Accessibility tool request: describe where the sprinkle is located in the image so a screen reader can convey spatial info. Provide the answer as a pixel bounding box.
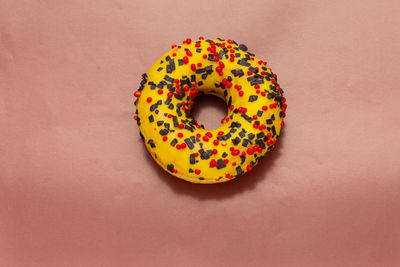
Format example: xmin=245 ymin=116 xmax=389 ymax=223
xmin=134 ymin=91 xmax=141 ymax=97
xmin=183 ymin=56 xmax=189 ymax=64
xmin=163 ymin=136 xmax=168 ymax=142
xmin=146 ymin=97 xmax=152 ymax=103
xmin=246 ymin=165 xmax=253 ymax=172
xmin=195 ymin=169 xmax=201 ymax=175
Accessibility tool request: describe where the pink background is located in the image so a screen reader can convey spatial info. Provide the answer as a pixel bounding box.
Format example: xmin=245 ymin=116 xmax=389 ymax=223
xmin=1 ymin=0 xmax=400 ymax=266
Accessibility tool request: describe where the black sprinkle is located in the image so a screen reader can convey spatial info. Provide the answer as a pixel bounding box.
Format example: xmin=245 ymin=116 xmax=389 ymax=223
xmin=238 ymin=58 xmax=250 ymax=67
xmin=248 ymin=95 xmax=258 ymax=102
xmin=147 ymin=139 xmax=156 ymax=148
xmin=159 ymin=129 xmax=169 ymax=136
xmin=184 ymin=138 xmax=194 ymax=149
xmin=167 ymin=164 xmax=174 ymax=172
xmin=164 ymin=98 xmax=172 ymax=105
xmin=164 ymin=75 xmax=174 ymax=82
xmin=148 ymin=115 xmax=154 ymax=123
xmin=242 ymin=139 xmax=250 ymax=147
xmin=170 ymin=138 xmax=178 ymax=147
xmin=190 ymin=154 xmax=196 ymax=164
xmin=240 ymin=155 xmax=246 ymax=164
xmin=241 ymin=113 xmax=253 ymax=123
xmin=236 ymin=166 xmax=243 ymax=176
xmin=222 ymin=152 xmax=228 ymax=158
xmin=216 ymin=159 xmax=226 ymax=169
xmin=239 ymin=44 xmax=248 ymax=51
xmin=232 ymin=137 xmax=241 ymax=145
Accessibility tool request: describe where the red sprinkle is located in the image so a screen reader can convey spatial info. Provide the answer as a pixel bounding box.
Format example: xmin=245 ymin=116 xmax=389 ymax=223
xmin=186 ymin=50 xmax=192 ymax=57
xmin=206 ymin=132 xmax=213 ymax=138
xmin=134 ymin=91 xmax=141 ymax=97
xmin=212 ymin=149 xmax=218 ymax=154
xmin=213 ymin=140 xmax=219 ymax=146
xmin=157 ymin=89 xmax=163 ymax=95
xmin=247 ymin=70 xmax=253 ymax=75
xmin=191 ymin=64 xmax=196 ymax=71
xmin=183 ymin=56 xmax=189 ymax=64
xmin=246 ymin=165 xmax=253 ymax=172
xmin=239 ymin=91 xmax=244 ymax=97
xmin=162 ymin=136 xmax=168 ymax=142
xmin=218 ymin=131 xmax=224 ymax=136
xmin=167 ymin=92 xmax=173 ymax=98
xmin=181 ymin=143 xmax=187 ymax=149
xmin=203 ymin=54 xmax=207 ymax=59
xmin=202 ymin=136 xmax=209 ymax=142
xmin=186 ymin=38 xmax=191 ymax=44
xmin=178 ymin=133 xmax=183 ymax=138
xmin=262 ymin=105 xmax=268 ymax=111
xmin=179 ymin=124 xmax=184 ymax=129
xmin=146 ymin=97 xmax=152 ymax=103
xmin=195 ymin=169 xmax=201 ymax=175
xmin=247 ymin=148 xmax=254 ymax=155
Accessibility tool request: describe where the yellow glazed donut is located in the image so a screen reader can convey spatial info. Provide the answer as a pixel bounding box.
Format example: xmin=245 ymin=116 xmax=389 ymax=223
xmin=133 ymin=37 xmax=287 ymax=184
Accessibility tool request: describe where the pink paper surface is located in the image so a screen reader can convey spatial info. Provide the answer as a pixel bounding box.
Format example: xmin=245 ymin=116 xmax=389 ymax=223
xmin=1 ymin=0 xmax=400 ymax=266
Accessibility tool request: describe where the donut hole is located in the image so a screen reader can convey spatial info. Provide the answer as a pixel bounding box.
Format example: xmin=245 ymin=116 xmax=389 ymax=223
xmin=190 ymin=94 xmax=228 ymax=130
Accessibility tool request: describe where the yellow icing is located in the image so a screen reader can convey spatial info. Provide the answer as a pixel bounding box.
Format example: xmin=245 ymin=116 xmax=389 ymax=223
xmin=134 ymin=38 xmax=285 ymax=184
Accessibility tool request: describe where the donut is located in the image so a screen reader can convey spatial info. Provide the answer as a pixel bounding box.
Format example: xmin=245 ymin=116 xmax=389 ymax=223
xmin=133 ymin=37 xmax=287 ymax=184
